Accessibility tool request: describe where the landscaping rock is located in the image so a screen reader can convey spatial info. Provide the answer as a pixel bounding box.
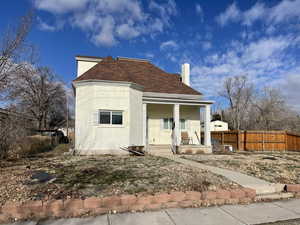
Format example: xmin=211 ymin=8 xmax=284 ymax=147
xmin=30 ymin=171 xmax=54 ymax=183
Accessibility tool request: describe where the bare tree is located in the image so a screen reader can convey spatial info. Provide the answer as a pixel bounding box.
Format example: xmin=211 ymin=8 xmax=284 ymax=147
xmin=251 ymin=88 xmax=286 ymax=130
xmin=219 ymin=76 xmax=254 ymax=130
xmin=219 ymin=76 xmax=300 ymax=132
xmin=9 ymin=66 xmax=67 ymax=130
xmin=0 ymin=11 xmax=33 ymax=95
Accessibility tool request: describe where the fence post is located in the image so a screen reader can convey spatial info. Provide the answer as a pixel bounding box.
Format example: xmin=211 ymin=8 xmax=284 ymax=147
xmin=237 ymin=130 xmax=240 ymax=151
xmin=221 ymin=132 xmax=224 ymax=145
xmin=285 ymin=131 xmax=288 ymax=151
xmin=262 ymin=131 xmax=265 ymax=151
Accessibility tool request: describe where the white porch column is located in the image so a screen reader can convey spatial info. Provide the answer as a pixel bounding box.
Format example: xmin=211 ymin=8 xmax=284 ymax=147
xmin=204 ymin=104 xmax=211 ymax=146
xmin=142 ymin=103 xmax=147 ymax=147
xmin=173 ymin=104 xmax=180 ymax=146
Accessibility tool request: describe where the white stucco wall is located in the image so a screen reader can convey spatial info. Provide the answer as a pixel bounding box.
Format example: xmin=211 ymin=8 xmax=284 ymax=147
xmin=211 ymin=120 xmax=228 ymax=131
xmin=77 ymin=61 xmax=99 ymax=77
xmin=147 ymin=104 xmax=201 ymax=145
xmin=129 ymin=87 xmax=143 ymax=146
xmin=75 ymin=82 xmax=143 ymax=154
xmin=201 ymin=120 xmax=228 ymax=131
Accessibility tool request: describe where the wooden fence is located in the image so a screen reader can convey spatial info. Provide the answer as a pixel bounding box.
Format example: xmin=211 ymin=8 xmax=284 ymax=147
xmin=211 ymin=130 xmax=300 ymax=152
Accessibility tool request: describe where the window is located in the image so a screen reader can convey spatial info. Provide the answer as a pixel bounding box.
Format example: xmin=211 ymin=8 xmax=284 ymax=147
xmin=163 ymin=118 xmax=186 ymax=130
xmin=99 ymin=111 xmax=110 ymax=124
xmin=180 ymin=119 xmax=186 ymax=130
xmin=163 ymin=118 xmax=173 ymax=129
xmin=112 ymin=111 xmax=122 ymax=125
xmin=99 ymin=110 xmax=123 ymax=125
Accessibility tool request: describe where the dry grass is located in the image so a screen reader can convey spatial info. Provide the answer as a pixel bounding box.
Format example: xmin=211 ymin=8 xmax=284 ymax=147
xmin=0 ymin=148 xmax=238 ymax=205
xmin=183 ymin=152 xmax=300 ymax=184
xmin=9 ymin=135 xmax=55 ymax=158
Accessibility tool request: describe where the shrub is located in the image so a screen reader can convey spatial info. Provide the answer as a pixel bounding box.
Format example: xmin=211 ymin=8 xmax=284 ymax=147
xmin=10 ymin=135 xmax=54 ymax=158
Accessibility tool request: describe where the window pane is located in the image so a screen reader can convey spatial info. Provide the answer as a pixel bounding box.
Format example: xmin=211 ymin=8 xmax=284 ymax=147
xmin=100 ymin=111 xmax=110 ymax=124
xmin=112 ymin=111 xmax=123 ymax=125
xmin=163 ymin=118 xmax=169 ymax=129
xmin=180 ymin=119 xmax=186 ymax=130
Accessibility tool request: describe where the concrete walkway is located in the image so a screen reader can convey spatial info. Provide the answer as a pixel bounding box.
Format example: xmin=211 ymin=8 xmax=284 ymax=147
xmin=165 ymin=156 xmax=281 ymax=195
xmin=5 ymin=199 xmax=300 ymax=225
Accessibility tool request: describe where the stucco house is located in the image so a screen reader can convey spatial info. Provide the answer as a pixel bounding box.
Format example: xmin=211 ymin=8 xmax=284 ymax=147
xmin=73 ymin=55 xmax=213 ymax=155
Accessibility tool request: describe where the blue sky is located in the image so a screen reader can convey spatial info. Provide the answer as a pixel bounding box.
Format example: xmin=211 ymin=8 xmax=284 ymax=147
xmin=1 ymin=0 xmax=300 ymax=111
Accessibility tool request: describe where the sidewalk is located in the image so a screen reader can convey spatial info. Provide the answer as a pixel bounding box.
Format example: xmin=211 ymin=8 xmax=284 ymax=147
xmin=165 ymin=156 xmax=281 ymax=195
xmin=5 ymin=199 xmax=300 ymax=225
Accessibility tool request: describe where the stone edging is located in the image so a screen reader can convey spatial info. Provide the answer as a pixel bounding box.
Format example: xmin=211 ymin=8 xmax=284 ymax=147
xmin=0 ymin=188 xmax=256 ymax=224
xmin=285 ymin=184 xmax=300 ymax=196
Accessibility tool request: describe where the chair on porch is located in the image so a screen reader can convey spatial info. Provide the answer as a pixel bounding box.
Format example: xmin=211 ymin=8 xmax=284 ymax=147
xmin=181 ymin=132 xmax=193 ymax=145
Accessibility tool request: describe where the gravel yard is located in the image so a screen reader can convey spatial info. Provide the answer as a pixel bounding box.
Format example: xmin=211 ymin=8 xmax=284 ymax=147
xmin=0 ymin=146 xmax=239 ymax=205
xmin=183 ymin=152 xmax=300 ymax=184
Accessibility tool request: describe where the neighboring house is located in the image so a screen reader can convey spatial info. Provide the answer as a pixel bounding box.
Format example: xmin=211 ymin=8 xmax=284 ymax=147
xmin=73 ymin=56 xmax=213 ymax=155
xmin=201 ymin=120 xmax=229 ymax=132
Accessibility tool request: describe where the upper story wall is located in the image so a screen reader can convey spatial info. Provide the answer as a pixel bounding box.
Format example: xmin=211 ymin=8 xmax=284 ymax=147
xmin=76 ymin=56 xmax=102 ymax=77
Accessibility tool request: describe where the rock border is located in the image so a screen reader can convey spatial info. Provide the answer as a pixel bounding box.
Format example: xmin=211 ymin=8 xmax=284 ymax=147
xmin=1 ymin=185 xmax=299 ymax=224
xmin=285 ymin=184 xmax=300 ymax=197
xmin=0 ymin=188 xmax=256 ymax=224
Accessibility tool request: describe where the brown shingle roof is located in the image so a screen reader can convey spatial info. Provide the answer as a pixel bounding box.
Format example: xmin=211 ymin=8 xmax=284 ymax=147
xmin=74 ymin=56 xmax=201 ymax=95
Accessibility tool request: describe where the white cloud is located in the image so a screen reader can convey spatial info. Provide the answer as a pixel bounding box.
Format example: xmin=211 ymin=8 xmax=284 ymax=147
xmin=216 ymin=3 xmax=240 ymax=26
xmin=160 ymin=40 xmax=179 ymax=50
xmin=34 ymin=0 xmax=177 ymax=47
xmin=268 ymin=0 xmax=300 ymax=24
xmin=242 ymin=2 xmax=266 ymax=26
xmin=92 ymin=16 xmax=117 ymax=47
xmin=191 ymin=35 xmax=298 ymax=100
xmin=116 ymin=23 xmax=140 ymax=39
xmin=217 ymin=0 xmax=300 ymax=27
xmin=149 ymin=0 xmax=177 ymax=25
xmin=195 ymin=4 xmax=204 ymax=22
xmin=37 ymin=17 xmax=57 ymax=31
xmin=201 ymin=41 xmax=212 ymax=50
xmin=145 ymin=53 xmax=154 ymax=59
xmin=34 ymin=0 xmax=89 ymax=14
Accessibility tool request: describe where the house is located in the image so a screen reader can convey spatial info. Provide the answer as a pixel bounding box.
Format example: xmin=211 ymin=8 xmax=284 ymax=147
xmin=201 ymin=120 xmax=229 ymax=132
xmin=73 ymin=56 xmax=213 ymax=155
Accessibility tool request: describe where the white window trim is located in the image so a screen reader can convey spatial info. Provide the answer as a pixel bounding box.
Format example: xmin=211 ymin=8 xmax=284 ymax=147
xmin=98 ymin=110 xmax=124 ymax=127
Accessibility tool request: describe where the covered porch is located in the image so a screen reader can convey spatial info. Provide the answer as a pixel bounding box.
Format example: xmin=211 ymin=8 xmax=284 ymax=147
xmin=142 ymin=95 xmax=213 ymax=155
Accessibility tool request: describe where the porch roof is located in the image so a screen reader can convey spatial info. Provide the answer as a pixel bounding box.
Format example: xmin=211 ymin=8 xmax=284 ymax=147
xmin=143 ymin=95 xmax=214 ymax=106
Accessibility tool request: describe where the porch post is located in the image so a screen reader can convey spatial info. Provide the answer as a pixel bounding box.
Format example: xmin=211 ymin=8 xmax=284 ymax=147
xmin=173 ymin=104 xmax=180 ymax=146
xmin=142 ymin=103 xmax=147 ymax=147
xmin=204 ymin=104 xmax=211 ymax=146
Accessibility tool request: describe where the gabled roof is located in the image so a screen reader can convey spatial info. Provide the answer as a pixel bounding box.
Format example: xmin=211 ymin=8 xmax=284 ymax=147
xmin=74 ymin=56 xmax=202 ymax=95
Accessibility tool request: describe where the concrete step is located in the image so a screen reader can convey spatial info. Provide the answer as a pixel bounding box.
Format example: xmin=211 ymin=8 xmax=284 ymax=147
xmin=149 ymin=152 xmax=173 ymax=157
xmin=149 ymin=149 xmax=172 ymax=152
xmin=148 ymin=145 xmax=171 ymax=149
xmin=255 ymin=192 xmax=294 ymax=201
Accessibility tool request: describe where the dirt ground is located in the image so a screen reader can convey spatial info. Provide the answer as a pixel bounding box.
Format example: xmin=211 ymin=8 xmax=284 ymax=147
xmin=0 ymin=145 xmax=239 ymax=205
xmin=183 ymin=152 xmax=300 ymax=184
